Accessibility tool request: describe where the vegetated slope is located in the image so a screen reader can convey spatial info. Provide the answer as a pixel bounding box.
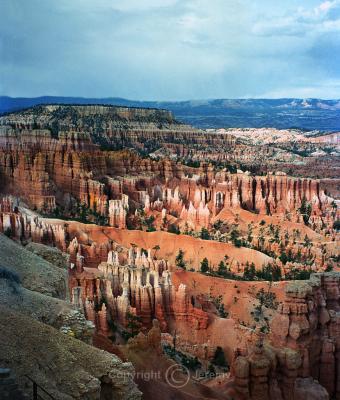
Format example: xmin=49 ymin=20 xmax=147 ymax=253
xmin=0 ymin=103 xmax=200 ymax=150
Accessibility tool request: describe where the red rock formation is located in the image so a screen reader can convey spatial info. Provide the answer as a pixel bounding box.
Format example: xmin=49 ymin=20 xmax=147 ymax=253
xmin=0 ymin=123 xmax=337 ymax=237
xmin=1 ymin=105 xmax=339 ymax=400
xmin=0 ymin=105 xmax=236 ymax=159
xmin=69 ymin=246 xmax=209 ymax=337
xmin=269 ymin=273 xmax=340 ymax=398
xmin=230 ymin=272 xmax=339 ymax=399
xmin=144 ymin=171 xmax=338 ymax=234
xmin=109 ymin=195 xmax=129 ymax=228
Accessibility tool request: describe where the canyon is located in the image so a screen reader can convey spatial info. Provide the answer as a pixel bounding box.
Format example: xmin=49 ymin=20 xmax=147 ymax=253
xmin=0 ymin=104 xmax=339 ymax=400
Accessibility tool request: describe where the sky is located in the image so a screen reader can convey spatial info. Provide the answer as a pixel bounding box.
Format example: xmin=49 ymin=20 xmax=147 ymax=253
xmin=1 ymin=0 xmax=340 ymax=100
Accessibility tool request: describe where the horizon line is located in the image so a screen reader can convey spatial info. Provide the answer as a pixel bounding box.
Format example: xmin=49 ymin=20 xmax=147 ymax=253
xmin=1 ymin=95 xmax=340 ymax=102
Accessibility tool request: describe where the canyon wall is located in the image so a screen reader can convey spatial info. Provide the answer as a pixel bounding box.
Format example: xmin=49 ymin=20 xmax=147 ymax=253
xmin=0 ymin=105 xmax=236 ymax=153
xmin=0 ymin=115 xmax=337 ymax=236
xmin=146 ymin=171 xmax=338 ymax=233
xmin=232 ymin=272 xmax=340 ymax=400
xmin=70 ymin=248 xmax=209 ymax=336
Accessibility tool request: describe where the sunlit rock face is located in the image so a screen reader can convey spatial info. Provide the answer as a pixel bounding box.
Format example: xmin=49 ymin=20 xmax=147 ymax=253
xmin=268 ymin=273 xmax=340 ymax=398
xmin=145 ymin=172 xmax=338 ymax=232
xmin=231 ymin=273 xmax=339 ymax=400
xmin=0 ymin=105 xmax=339 ymax=400
xmin=0 ymin=108 xmax=338 ymax=234
xmin=70 ymin=247 xmax=209 ymax=334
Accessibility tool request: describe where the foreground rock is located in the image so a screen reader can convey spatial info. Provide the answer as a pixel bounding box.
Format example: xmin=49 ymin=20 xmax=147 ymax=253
xmin=0 ymin=233 xmax=67 ymax=298
xmin=25 ymin=241 xmax=69 ymax=270
xmin=0 ymin=233 xmax=141 ymax=400
xmin=0 ymin=305 xmax=141 ymax=400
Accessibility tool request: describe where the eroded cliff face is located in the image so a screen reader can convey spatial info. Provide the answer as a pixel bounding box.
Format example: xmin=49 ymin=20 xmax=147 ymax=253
xmin=0 ymin=125 xmax=337 ymax=320
xmin=0 ymin=120 xmax=337 ymax=238
xmin=0 ymin=306 xmax=141 ymax=400
xmin=0 ymin=201 xmax=274 ymax=273
xmin=68 ymin=241 xmax=340 ymax=400
xmin=231 ymin=272 xmax=340 ymax=400
xmin=1 ymin=195 xmax=339 ymax=399
xmin=0 ymin=105 xmax=339 ymax=400
xmin=0 ymin=104 xmax=236 ymax=153
xmin=145 ymin=171 xmax=338 ymax=230
xmin=0 ymin=126 xmax=107 ymax=212
xmin=0 ymin=126 xmax=184 ymax=222
xmin=270 ymin=273 xmax=340 ymax=398
xmin=69 ymin=248 xmax=209 ymax=335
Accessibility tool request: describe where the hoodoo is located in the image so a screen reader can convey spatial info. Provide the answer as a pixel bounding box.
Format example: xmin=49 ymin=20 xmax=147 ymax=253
xmin=0 ymin=103 xmax=338 ymax=399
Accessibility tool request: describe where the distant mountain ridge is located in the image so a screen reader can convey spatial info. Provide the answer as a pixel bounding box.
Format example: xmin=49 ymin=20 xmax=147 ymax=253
xmin=1 ymin=96 xmax=340 ymax=131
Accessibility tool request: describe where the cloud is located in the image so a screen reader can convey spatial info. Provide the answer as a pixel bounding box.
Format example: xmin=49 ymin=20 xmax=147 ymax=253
xmin=319 ymin=1 xmax=335 ymax=12
xmin=0 ymin=0 xmax=339 ymax=99
xmin=253 ymin=0 xmax=340 ymax=37
xmin=257 ymin=78 xmax=340 ymax=99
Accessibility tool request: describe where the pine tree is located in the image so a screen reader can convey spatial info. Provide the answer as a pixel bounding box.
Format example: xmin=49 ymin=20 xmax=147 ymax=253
xmin=200 ymin=257 xmax=209 ymax=273
xmin=175 ymin=249 xmax=186 ymax=269
xmin=212 ymin=346 xmax=228 ymax=368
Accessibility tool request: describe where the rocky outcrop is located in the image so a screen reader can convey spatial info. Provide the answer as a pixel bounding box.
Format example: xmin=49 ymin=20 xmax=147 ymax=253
xmin=71 ymin=247 xmax=209 ymax=335
xmin=310 ymin=132 xmax=340 ymax=145
xmin=25 ymin=241 xmax=69 ymax=269
xmin=270 ymin=273 xmax=340 ymax=399
xmin=0 ymin=122 xmax=337 ymax=235
xmin=0 ymin=229 xmax=141 ymax=400
xmin=0 ymin=127 xmax=109 ymax=213
xmin=0 ymin=104 xmax=236 ymax=153
xmin=0 ymin=232 xmax=67 ymax=298
xmin=0 ymin=272 xmax=94 ymax=344
xmin=109 ymin=195 xmax=129 ymax=228
xmin=231 ymin=272 xmax=340 ymax=400
xmin=0 ymin=305 xmax=141 ymax=400
xmin=145 ymin=171 xmax=338 ymax=232
xmin=232 ymin=343 xmax=329 ymax=400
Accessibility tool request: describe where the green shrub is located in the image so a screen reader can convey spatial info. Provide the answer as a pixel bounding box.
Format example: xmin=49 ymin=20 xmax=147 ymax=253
xmin=200 ymin=228 xmax=211 ymax=240
xmin=4 ymin=227 xmax=12 ymax=237
xmin=0 ymin=266 xmax=21 ymax=293
xmin=168 ymin=224 xmax=180 ymax=235
xmin=333 ymin=220 xmax=340 ymax=231
xmin=175 ymin=249 xmax=186 ymax=269
xmin=212 ymin=346 xmax=228 ymax=369
xmin=200 ymin=258 xmax=209 ymax=273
